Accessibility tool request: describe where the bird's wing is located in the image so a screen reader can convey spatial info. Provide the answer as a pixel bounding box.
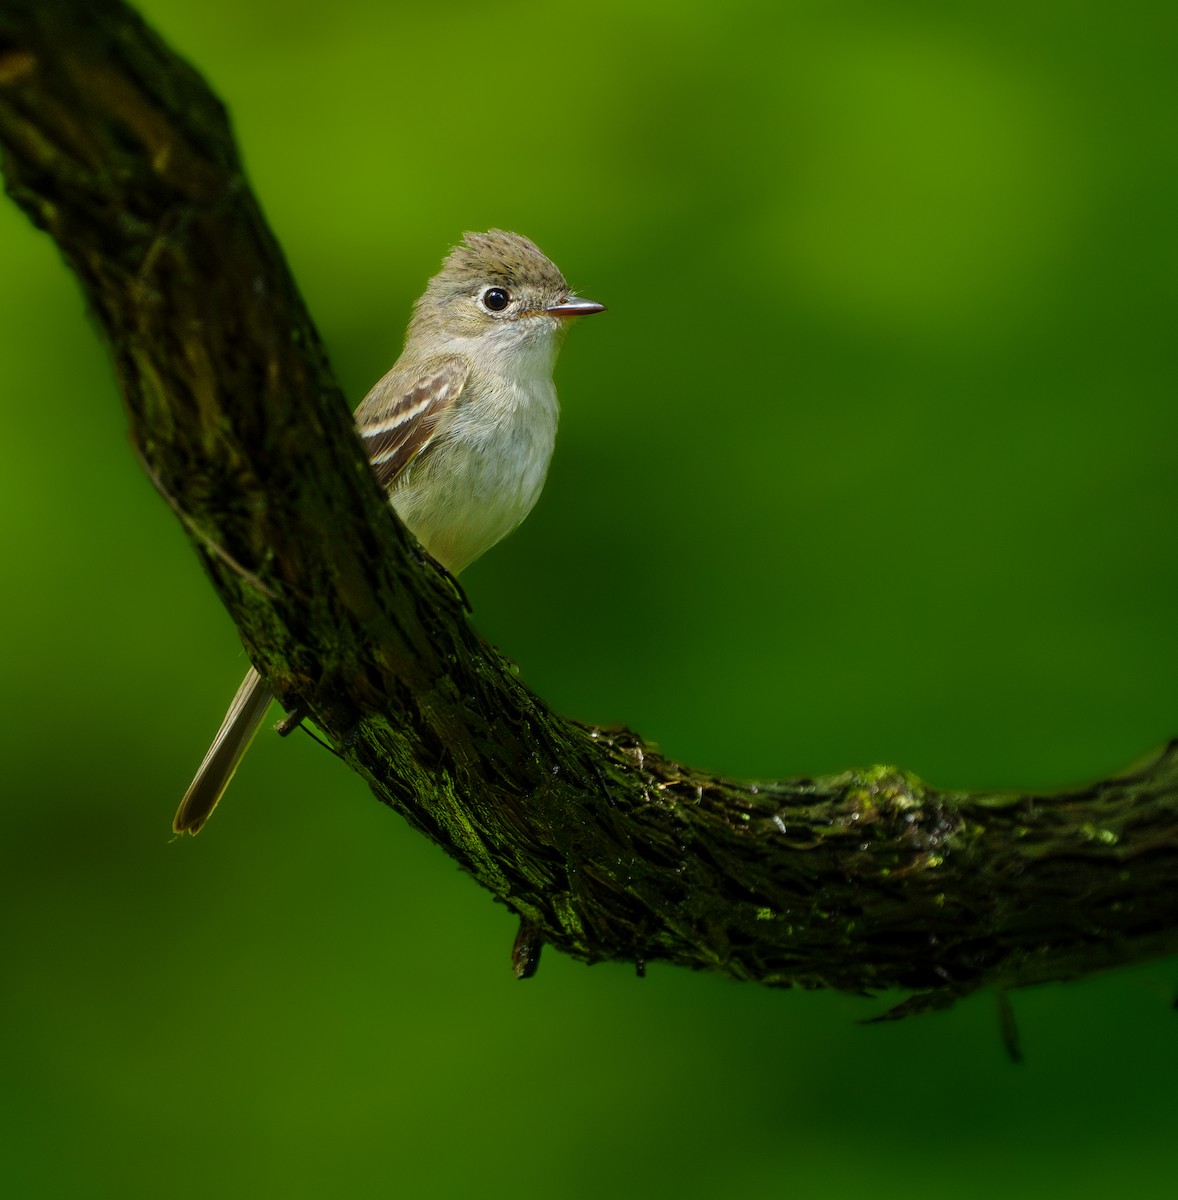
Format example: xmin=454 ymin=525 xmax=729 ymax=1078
xmin=355 ymin=357 xmax=470 ymax=490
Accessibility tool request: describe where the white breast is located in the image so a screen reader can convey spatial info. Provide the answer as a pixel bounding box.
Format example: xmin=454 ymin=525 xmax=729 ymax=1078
xmin=390 ymin=368 xmax=559 ymax=576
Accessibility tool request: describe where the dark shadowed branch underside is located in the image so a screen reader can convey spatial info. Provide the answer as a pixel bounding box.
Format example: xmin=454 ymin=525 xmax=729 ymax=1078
xmin=3 ymin=0 xmax=1177 ymax=1017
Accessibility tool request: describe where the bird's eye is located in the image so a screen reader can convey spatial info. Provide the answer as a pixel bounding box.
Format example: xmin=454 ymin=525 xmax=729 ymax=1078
xmin=482 ymin=287 xmax=510 ymax=312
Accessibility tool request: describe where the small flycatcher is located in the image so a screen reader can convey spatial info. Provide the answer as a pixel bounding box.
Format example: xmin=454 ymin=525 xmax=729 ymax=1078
xmin=173 ymin=230 xmax=604 ymax=834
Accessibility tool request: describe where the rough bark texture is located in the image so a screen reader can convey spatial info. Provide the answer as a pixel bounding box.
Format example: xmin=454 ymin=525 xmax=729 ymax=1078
xmin=3 ymin=0 xmax=1176 ymax=1016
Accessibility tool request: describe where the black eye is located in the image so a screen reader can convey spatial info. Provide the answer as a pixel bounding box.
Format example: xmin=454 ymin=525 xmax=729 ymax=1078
xmin=482 ymin=287 xmax=510 ymax=312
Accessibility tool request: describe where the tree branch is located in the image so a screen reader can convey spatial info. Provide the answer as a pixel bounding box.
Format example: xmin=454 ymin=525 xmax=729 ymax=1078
xmin=4 ymin=0 xmax=1176 ymax=1015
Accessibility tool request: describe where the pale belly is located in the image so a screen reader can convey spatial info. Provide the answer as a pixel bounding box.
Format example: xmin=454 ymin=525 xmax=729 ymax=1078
xmin=389 ymin=381 xmax=558 ymax=576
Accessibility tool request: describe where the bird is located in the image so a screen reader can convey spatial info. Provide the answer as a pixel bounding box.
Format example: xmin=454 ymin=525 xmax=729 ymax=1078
xmin=173 ymin=229 xmax=604 ymax=834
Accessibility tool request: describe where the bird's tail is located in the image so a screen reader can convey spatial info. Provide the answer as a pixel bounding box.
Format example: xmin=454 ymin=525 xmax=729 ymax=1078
xmin=173 ymin=667 xmax=273 ymax=835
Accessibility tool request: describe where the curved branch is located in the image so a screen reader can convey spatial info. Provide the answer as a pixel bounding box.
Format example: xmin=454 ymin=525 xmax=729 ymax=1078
xmin=4 ymin=0 xmax=1177 ymax=1014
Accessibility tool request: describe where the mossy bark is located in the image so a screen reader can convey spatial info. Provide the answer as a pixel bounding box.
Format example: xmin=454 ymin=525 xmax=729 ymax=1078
xmin=3 ymin=0 xmax=1176 ymax=1014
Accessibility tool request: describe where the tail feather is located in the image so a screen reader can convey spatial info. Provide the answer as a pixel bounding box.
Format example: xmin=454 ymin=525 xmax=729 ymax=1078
xmin=173 ymin=667 xmax=273 ymax=835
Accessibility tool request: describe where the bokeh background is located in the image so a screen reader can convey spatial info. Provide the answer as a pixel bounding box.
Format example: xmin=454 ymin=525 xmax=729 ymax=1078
xmin=3 ymin=0 xmax=1176 ymax=1195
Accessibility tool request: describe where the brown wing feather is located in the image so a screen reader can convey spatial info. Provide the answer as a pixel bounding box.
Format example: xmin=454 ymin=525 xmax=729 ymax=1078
xmin=355 ymin=357 xmax=469 ymax=491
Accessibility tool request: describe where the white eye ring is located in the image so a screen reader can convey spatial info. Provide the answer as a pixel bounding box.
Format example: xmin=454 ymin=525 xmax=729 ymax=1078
xmin=481 ymin=287 xmax=510 ymax=313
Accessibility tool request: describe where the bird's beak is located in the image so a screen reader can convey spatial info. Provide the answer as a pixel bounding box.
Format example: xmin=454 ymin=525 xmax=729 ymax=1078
xmin=546 ymin=296 xmax=606 ymax=318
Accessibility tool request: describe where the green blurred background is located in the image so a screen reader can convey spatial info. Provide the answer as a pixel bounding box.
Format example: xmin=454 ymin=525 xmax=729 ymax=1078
xmin=3 ymin=0 xmax=1177 ymax=1195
